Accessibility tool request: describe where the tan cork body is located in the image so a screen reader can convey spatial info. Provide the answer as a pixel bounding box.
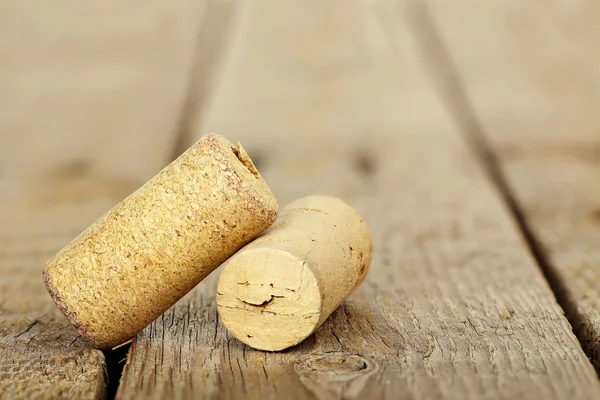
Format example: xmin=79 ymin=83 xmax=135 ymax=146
xmin=216 ymin=195 xmax=372 ymax=351
xmin=43 ymin=134 xmax=278 ymax=349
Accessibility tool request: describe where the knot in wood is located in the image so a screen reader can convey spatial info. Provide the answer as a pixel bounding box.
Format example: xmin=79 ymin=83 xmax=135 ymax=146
xmin=303 ymin=353 xmax=372 ymax=376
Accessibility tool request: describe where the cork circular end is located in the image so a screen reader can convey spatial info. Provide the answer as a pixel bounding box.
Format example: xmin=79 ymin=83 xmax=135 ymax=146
xmin=216 ymin=248 xmax=322 ymax=351
xmin=43 ymin=268 xmax=117 ymax=349
xmin=205 ymin=133 xmax=278 ymax=225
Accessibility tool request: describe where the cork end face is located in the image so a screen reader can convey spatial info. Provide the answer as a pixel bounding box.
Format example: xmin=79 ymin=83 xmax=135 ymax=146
xmin=201 ymin=133 xmax=278 ymax=226
xmin=44 ymin=257 xmax=137 ymax=349
xmin=217 ymin=248 xmax=322 ymax=351
xmin=42 ymin=267 xmax=102 ymax=348
xmin=231 ymin=143 xmax=259 ymax=178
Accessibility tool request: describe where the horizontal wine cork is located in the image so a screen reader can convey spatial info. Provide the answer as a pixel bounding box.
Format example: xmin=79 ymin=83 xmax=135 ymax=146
xmin=43 ymin=133 xmax=278 ymax=349
xmin=216 ymin=195 xmax=372 ymax=351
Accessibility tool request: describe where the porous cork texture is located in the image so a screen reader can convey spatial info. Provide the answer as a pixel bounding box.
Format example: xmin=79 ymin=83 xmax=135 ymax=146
xmin=43 ymin=133 xmax=278 ymax=349
xmin=216 ymin=195 xmax=372 ymax=351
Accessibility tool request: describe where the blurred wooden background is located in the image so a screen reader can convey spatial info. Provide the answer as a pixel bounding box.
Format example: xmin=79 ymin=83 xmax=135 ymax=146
xmin=1 ymin=1 xmax=599 ymax=399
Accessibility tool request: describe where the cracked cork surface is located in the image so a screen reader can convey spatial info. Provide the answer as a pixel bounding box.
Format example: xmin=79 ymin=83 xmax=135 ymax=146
xmin=43 ymin=133 xmax=278 ymax=349
xmin=216 ymin=195 xmax=372 ymax=351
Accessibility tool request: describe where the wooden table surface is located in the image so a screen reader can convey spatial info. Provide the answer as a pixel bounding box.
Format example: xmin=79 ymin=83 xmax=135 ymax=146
xmin=1 ymin=1 xmax=599 ymax=399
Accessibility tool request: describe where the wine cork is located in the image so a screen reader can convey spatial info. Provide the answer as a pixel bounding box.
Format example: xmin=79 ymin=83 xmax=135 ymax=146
xmin=43 ymin=133 xmax=278 ymax=349
xmin=216 ymin=195 xmax=372 ymax=351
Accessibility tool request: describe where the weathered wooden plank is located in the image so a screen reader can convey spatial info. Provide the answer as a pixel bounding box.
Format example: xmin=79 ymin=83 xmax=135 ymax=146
xmin=0 ymin=1 xmax=208 ymax=397
xmin=118 ymin=1 xmax=600 ymax=398
xmin=0 ymin=178 xmax=129 ymax=399
xmin=423 ymin=0 xmax=600 ymax=370
xmin=0 ymin=0 xmax=204 ymax=181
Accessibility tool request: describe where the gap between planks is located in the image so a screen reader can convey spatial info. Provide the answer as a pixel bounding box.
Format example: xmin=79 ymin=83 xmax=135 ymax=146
xmin=170 ymin=0 xmax=240 ymax=160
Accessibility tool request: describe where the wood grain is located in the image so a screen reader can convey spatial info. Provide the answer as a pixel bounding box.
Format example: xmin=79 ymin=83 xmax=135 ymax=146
xmin=118 ymin=1 xmax=600 ymax=398
xmin=423 ymin=0 xmax=600 ymax=370
xmin=0 ymin=1 xmax=208 ymax=397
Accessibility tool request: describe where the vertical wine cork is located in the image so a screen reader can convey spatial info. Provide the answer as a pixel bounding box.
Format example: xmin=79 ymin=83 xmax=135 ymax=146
xmin=43 ymin=133 xmax=278 ymax=349
xmin=216 ymin=195 xmax=372 ymax=351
